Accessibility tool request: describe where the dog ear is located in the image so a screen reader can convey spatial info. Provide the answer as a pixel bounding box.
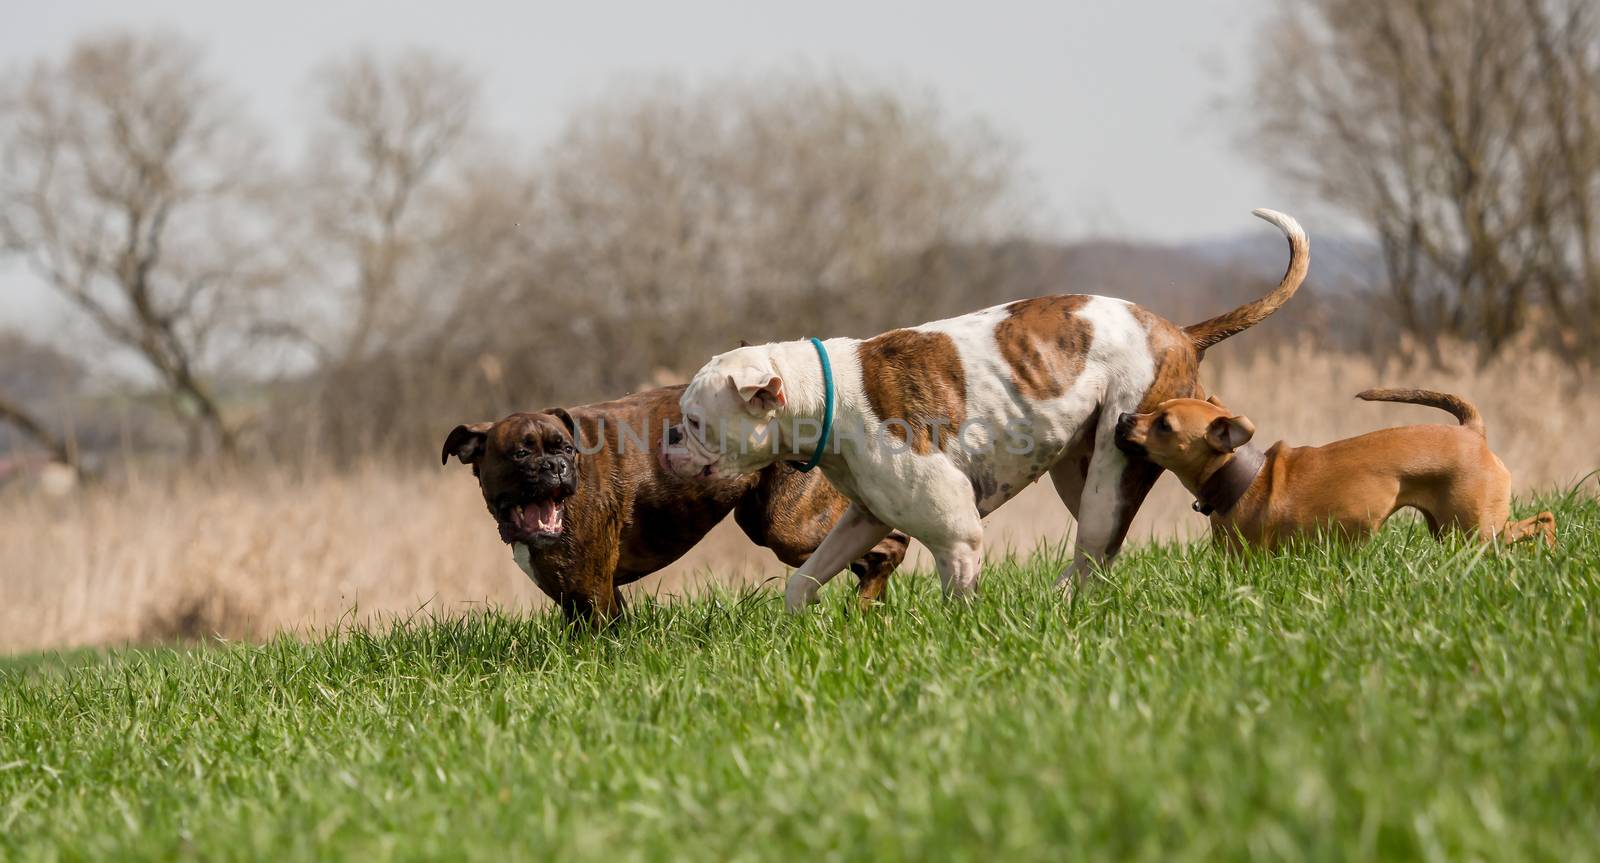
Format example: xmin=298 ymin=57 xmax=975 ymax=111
xmin=727 ymin=367 xmax=786 ymax=413
xmin=441 ymin=422 xmax=493 ymax=466
xmin=738 ymin=339 xmax=753 ymax=348
xmin=1205 ymin=394 xmax=1229 ymax=410
xmin=1205 ymin=414 xmax=1255 ymax=453
xmin=542 ymin=407 xmax=578 ymax=440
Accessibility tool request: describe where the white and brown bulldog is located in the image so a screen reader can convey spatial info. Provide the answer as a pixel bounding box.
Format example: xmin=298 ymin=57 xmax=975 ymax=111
xmin=661 ymin=209 xmax=1309 ymax=610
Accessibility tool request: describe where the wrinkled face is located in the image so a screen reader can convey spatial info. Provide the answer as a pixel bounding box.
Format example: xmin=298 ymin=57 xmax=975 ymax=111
xmin=441 ymin=411 xmax=579 ymax=546
xmin=1115 ymin=396 xmax=1256 ymax=482
xmin=660 ymin=348 xmax=787 ymax=480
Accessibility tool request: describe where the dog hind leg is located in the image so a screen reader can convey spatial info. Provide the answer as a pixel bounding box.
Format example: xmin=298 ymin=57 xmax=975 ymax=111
xmin=1500 ymin=512 xmax=1557 ymax=549
xmin=849 ymin=532 xmax=910 ymax=608
xmin=1047 ymin=456 xmax=1086 ymax=521
xmin=1054 ymin=433 xmax=1162 ymax=597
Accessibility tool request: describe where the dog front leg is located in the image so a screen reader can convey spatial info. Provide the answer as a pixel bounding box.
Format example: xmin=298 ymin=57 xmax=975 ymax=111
xmin=784 ymin=503 xmax=893 ymax=612
xmin=565 ymin=540 xmax=623 ymax=629
xmin=928 ymin=533 xmax=984 ymax=600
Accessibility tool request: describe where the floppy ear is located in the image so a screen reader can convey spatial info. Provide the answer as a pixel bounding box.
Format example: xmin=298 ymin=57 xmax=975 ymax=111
xmin=441 ymin=422 xmax=494 ymax=466
xmin=1205 ymin=414 xmax=1256 ymax=453
xmin=541 ymin=407 xmax=578 ymax=439
xmin=727 ymin=367 xmax=785 ymax=413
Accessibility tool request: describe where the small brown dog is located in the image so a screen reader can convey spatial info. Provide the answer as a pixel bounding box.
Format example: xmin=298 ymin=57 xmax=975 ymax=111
xmin=1114 ymin=388 xmax=1556 ymax=551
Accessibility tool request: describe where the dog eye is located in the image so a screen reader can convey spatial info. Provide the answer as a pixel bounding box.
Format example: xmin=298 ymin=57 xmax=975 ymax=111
xmin=511 ymin=448 xmax=531 ymax=460
xmin=1155 ymin=416 xmax=1171 ymax=432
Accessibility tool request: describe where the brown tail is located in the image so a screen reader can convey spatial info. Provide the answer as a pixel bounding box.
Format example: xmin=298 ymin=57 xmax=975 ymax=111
xmin=1356 ymin=388 xmax=1486 ymax=437
xmin=1184 ymin=208 xmax=1310 ymax=352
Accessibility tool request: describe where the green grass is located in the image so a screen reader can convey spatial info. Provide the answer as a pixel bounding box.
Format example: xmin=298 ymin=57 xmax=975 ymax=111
xmin=3 ymin=497 xmax=1598 ymax=862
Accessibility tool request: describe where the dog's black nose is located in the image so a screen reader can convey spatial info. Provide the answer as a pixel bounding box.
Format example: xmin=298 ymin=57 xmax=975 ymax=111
xmin=666 ymin=425 xmax=684 ymax=446
xmin=1114 ymin=412 xmax=1147 ymax=458
xmin=538 ymin=457 xmax=567 ymax=477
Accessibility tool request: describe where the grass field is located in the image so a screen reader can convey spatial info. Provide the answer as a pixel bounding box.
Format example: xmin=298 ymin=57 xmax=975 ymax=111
xmin=3 ymin=495 xmax=1597 ymax=861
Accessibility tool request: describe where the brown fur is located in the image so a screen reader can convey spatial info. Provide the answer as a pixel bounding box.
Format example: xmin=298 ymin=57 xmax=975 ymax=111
xmin=1132 ymin=306 xmax=1201 ymax=412
xmin=816 ymin=215 xmax=1303 ymax=591
xmin=1089 ymin=307 xmax=1204 ymax=558
xmin=1015 ymin=301 xmax=1207 ymax=563
xmin=1118 ymin=393 xmax=1557 ymax=552
xmin=445 ymin=386 xmax=907 ymax=625
xmin=1357 ymin=388 xmax=1485 ymax=437
xmin=996 ymin=295 xmax=1093 ymax=400
xmin=856 ymin=329 xmax=968 ymax=455
xmin=1182 ymin=220 xmax=1310 ymax=352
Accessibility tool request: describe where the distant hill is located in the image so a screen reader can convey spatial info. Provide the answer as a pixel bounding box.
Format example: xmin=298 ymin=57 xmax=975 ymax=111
xmin=967 ymin=229 xmax=1382 ymax=348
xmin=0 ymin=230 xmax=1387 ymax=460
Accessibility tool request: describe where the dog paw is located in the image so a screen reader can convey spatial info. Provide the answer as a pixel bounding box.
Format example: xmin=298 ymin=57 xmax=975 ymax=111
xmin=1054 ymin=571 xmax=1092 ymax=603
xmin=784 ymin=575 xmax=821 ymax=613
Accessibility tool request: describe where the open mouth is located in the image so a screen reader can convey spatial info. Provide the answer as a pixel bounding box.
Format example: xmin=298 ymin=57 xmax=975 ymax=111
xmin=497 ymin=494 xmax=568 ymax=544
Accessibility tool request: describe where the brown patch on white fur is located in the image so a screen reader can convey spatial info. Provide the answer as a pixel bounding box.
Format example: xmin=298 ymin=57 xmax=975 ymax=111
xmin=1130 ymin=305 xmax=1201 ymax=412
xmin=995 ymin=295 xmax=1094 ymax=400
xmin=856 ymin=329 xmax=967 ymax=455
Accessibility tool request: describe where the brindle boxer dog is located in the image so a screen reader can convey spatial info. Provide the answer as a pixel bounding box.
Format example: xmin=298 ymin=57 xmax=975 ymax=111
xmin=442 ymin=385 xmax=908 ymax=624
xmin=661 ymin=209 xmax=1308 ymax=610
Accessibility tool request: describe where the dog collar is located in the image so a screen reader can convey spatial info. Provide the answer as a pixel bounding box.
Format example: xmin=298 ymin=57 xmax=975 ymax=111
xmin=795 ymin=337 xmax=834 ymax=473
xmin=1193 ymin=445 xmax=1265 ymax=516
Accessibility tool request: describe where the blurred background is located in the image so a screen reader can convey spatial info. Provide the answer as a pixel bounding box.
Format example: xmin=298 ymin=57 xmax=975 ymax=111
xmin=2 ymin=0 xmax=1596 ymax=650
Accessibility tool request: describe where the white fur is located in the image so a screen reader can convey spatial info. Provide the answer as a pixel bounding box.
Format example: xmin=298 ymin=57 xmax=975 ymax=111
xmin=665 ymin=295 xmax=1161 ymax=609
xmin=512 ymin=543 xmax=539 ymax=585
xmin=660 ymin=208 xmax=1305 ymax=610
xmin=1252 ymin=208 xmax=1305 ymax=245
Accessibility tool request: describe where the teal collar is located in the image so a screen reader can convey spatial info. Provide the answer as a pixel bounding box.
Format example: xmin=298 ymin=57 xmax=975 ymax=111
xmin=795 ymin=337 xmax=834 ymax=473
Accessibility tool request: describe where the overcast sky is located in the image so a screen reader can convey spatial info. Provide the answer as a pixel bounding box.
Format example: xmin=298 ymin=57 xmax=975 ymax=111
xmin=1 ymin=0 xmax=1337 ymax=325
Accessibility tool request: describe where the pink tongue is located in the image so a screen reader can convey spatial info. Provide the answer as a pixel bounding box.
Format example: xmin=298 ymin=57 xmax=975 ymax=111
xmin=517 ymin=500 xmax=562 ymax=532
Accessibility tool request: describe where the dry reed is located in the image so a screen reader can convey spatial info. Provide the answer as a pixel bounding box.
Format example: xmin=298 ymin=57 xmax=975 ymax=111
xmin=2 ymin=343 xmax=1595 ymax=653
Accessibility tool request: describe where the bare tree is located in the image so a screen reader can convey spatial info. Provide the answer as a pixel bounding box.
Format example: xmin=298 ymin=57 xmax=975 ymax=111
xmin=0 ymin=394 xmax=75 ymax=468
xmin=0 ymin=32 xmax=283 ymax=454
xmin=1522 ymin=0 xmax=1600 ymax=350
xmin=0 ymin=331 xmax=81 ymax=467
xmin=271 ymin=150 xmax=540 ymax=457
xmin=280 ymin=73 xmax=1022 ymax=456
xmin=518 ymin=74 xmax=1019 ymax=397
xmin=299 ymin=48 xmax=478 ymax=365
xmin=1253 ymin=0 xmax=1600 ymax=362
